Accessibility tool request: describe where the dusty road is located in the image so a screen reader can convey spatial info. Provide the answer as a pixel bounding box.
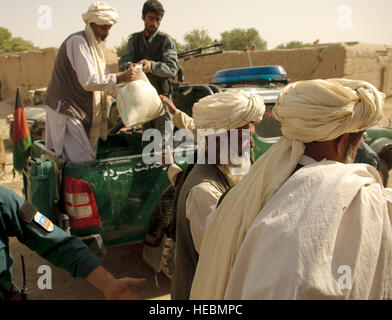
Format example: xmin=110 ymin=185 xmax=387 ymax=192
xmin=0 ymin=115 xmax=171 ymax=300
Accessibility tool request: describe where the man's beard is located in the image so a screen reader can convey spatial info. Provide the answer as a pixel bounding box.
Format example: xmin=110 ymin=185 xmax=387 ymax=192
xmin=145 ymin=24 xmax=157 ymax=36
xmin=218 ymin=164 xmax=244 ymax=186
xmin=217 ymin=152 xmax=251 ymax=186
xmin=343 ymin=141 xmax=357 ymax=164
xmin=203 ymin=131 xmax=252 ymax=185
xmin=95 ymin=35 xmax=107 ymax=47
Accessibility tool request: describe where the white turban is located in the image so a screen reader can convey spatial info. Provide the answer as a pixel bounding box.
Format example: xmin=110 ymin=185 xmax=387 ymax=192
xmin=191 ymin=78 xmax=385 ymax=300
xmin=82 ymin=1 xmax=119 ymax=25
xmin=274 ymin=78 xmax=384 ymax=142
xmin=192 ymin=90 xmax=265 ymax=130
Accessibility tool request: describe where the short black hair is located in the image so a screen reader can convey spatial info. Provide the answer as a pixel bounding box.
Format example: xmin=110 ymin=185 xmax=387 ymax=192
xmin=142 ymin=0 xmax=165 ymax=17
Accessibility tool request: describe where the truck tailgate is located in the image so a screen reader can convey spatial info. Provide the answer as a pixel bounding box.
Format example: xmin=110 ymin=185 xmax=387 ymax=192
xmin=63 ymin=154 xmax=171 ymax=246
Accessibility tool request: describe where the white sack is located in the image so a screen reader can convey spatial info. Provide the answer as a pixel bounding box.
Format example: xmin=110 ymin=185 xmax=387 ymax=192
xmin=117 ymin=65 xmax=164 ymax=127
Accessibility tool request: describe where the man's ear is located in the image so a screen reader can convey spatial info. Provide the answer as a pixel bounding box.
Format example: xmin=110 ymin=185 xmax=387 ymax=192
xmin=335 ymin=133 xmax=351 ymax=160
xmin=89 ymin=23 xmax=96 ymax=35
xmin=142 ymin=15 xmax=145 ymax=22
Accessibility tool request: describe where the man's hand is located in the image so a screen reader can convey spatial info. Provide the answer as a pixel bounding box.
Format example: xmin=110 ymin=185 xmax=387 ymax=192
xmin=102 ymin=277 xmax=147 ymax=300
xmin=116 ymin=64 xmax=138 ymax=83
xmin=117 ymin=127 xmax=133 ymax=133
xmin=139 ymin=59 xmax=152 ymax=73
xmin=86 ymin=265 xmax=147 ymax=300
xmin=160 ymin=95 xmax=177 ymax=114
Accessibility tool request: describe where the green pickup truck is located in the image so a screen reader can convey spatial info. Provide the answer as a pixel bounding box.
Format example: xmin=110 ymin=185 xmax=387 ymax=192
xmin=22 ymin=66 xmax=285 ymax=278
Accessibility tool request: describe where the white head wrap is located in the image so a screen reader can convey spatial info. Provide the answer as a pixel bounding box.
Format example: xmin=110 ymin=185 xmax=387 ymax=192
xmin=191 ymin=78 xmax=385 ymax=300
xmin=82 ymin=1 xmax=119 ymax=26
xmin=274 ymin=78 xmax=384 ymax=142
xmin=81 ymin=2 xmax=119 ymax=149
xmin=192 ymin=90 xmax=265 ymax=130
xmin=192 ymin=90 xmax=265 ymax=178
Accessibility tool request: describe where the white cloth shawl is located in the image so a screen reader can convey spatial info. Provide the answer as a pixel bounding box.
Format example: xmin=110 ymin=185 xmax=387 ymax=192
xmin=224 ymin=161 xmax=392 ymax=299
xmin=82 ymin=1 xmax=119 ymax=150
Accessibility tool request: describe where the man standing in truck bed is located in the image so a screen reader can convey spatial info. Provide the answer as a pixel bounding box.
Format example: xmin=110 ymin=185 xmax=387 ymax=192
xmin=45 ymin=1 xmax=137 ymax=163
xmin=118 ymin=0 xmax=179 ymax=138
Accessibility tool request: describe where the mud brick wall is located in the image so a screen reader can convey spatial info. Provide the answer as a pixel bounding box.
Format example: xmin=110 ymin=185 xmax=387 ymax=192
xmin=179 ymin=42 xmax=392 ymax=125
xmin=0 ymin=47 xmax=118 ymax=109
xmin=1 ymin=42 xmax=391 ymax=123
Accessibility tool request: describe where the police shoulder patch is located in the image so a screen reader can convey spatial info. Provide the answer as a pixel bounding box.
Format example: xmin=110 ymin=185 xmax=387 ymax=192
xmin=33 ymin=212 xmax=54 ymax=232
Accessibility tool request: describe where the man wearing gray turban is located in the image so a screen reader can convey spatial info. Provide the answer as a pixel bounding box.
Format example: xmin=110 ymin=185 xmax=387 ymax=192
xmin=191 ymin=79 xmax=392 ymax=300
xmin=160 ymin=90 xmax=265 ymax=300
xmin=45 ymin=2 xmax=137 ymax=162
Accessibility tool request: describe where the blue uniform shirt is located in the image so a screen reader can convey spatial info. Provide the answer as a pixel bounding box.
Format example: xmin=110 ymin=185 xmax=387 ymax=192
xmin=0 ymin=186 xmax=101 ymax=300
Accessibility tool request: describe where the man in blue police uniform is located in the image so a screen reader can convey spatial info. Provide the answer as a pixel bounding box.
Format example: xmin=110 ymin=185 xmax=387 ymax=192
xmin=118 ymin=0 xmax=179 ymax=138
xmin=0 ymin=186 xmax=146 ymax=300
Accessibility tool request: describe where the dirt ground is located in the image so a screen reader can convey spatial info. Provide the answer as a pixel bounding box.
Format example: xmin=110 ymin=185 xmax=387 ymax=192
xmin=0 ymin=114 xmax=171 ymax=300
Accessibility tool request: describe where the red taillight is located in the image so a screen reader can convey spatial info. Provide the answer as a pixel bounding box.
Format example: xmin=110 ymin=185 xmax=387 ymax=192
xmin=63 ymin=175 xmax=101 ymax=230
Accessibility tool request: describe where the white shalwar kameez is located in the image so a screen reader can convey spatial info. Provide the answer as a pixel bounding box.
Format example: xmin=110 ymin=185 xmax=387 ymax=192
xmin=45 ymin=34 xmax=117 ymax=162
xmin=185 ymin=182 xmax=222 ymax=253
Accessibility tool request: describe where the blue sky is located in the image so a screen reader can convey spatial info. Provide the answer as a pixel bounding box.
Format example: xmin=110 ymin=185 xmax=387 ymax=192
xmin=1 ymin=0 xmax=391 ymax=50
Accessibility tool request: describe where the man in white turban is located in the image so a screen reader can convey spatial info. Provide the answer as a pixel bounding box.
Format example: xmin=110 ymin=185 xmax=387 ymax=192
xmin=160 ymin=90 xmax=265 ymax=299
xmin=191 ymin=78 xmax=392 ymax=300
xmin=45 ymin=2 xmax=138 ymax=162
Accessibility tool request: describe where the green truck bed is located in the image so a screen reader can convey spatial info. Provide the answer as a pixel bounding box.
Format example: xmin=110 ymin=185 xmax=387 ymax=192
xmin=24 ymin=131 xmax=195 ymax=247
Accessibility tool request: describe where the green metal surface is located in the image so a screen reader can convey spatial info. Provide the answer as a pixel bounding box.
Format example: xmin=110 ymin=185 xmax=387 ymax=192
xmin=65 ymin=157 xmax=170 ymax=246
xmin=365 ymin=126 xmax=392 ymax=145
xmin=26 ymin=135 xmax=195 ymax=247
xmin=23 ymin=158 xmax=57 ymax=220
xmin=253 ymin=134 xmax=279 ymax=160
xmin=63 ymin=134 xmax=195 ymax=247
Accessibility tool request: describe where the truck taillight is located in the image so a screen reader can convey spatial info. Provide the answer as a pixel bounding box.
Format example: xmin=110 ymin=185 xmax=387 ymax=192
xmin=63 ymin=175 xmax=101 ymax=230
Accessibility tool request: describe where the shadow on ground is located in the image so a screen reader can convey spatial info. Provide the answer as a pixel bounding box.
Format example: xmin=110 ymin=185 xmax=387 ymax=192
xmin=10 ymin=240 xmax=171 ymax=300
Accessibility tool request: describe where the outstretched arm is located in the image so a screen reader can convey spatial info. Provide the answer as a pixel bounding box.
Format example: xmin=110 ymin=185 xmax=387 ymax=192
xmin=160 ymin=95 xmax=196 ymax=132
xmin=67 ymin=35 xmax=137 ymax=92
xmin=86 ymin=265 xmax=146 ymax=300
xmin=0 ymin=186 xmax=146 ymax=300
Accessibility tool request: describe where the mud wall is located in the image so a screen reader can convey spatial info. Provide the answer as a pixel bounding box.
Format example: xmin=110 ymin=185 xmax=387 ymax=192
xmin=0 ymin=48 xmax=58 ymax=108
xmin=179 ymin=42 xmax=392 ymax=125
xmin=0 ymin=47 xmax=118 ymax=113
xmin=180 ymin=42 xmax=392 ymax=95
xmin=1 ymin=42 xmax=391 ymax=121
xmin=180 ymin=43 xmax=348 ymax=84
